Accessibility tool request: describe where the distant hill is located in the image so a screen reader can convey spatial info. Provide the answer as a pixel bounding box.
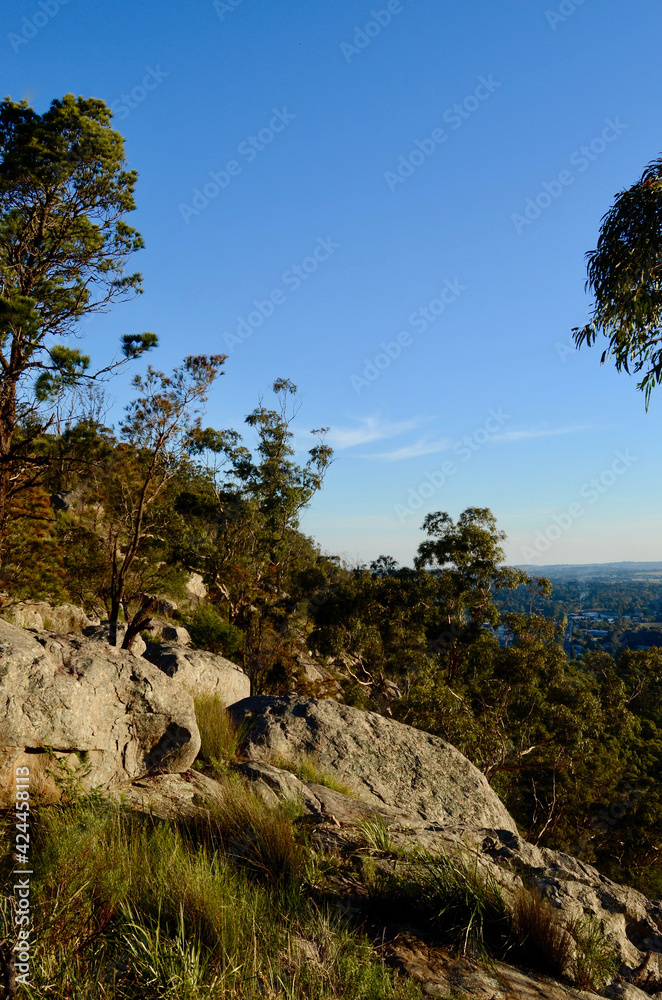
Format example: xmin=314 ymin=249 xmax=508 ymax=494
xmin=514 ymin=561 xmax=662 ymax=582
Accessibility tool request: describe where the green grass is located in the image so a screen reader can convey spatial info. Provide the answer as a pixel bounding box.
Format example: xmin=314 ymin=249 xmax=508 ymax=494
xmin=271 ymin=753 xmax=355 ymax=797
xmin=369 ymin=848 xmax=511 ymax=958
xmin=0 ymin=792 xmax=421 ymax=999
xmin=194 ymin=693 xmax=248 ymax=776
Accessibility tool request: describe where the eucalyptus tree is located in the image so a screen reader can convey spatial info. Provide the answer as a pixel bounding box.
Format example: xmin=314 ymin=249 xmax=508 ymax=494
xmin=573 ymin=153 xmax=662 ymax=406
xmin=0 ymin=93 xmax=156 ymax=550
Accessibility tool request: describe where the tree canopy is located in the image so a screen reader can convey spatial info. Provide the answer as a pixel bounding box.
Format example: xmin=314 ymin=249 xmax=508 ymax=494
xmin=573 ymin=153 xmax=662 ymax=406
xmin=0 ymin=93 xmax=156 ymax=549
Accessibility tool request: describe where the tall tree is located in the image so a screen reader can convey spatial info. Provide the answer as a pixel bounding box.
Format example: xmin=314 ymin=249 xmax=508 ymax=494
xmin=573 ymin=153 xmax=662 ymax=406
xmin=414 ymin=507 xmax=531 ymax=680
xmin=104 ymin=354 xmax=225 ymax=646
xmin=0 ymin=93 xmax=156 ymax=550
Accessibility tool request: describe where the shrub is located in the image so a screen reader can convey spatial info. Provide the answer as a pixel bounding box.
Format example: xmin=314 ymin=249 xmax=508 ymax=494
xmin=186 ymin=604 xmax=244 ymax=658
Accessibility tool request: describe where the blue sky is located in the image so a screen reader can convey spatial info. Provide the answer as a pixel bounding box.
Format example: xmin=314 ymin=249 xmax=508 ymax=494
xmin=3 ymin=0 xmax=662 ymax=568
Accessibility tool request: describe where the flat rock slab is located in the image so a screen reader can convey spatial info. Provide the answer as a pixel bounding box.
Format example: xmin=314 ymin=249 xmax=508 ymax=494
xmin=230 ymin=694 xmax=517 ymax=833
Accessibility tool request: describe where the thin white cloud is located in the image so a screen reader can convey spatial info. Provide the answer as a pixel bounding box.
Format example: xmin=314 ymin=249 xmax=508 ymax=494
xmin=371 ymin=437 xmax=454 ymax=461
xmin=493 ymin=424 xmax=596 ymax=442
xmin=325 ymin=415 xmax=421 ymax=450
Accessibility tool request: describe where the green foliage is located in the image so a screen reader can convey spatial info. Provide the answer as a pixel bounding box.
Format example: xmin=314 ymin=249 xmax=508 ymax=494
xmin=569 ymin=916 xmax=620 ymax=991
xmin=0 ymin=94 xmax=157 ymax=551
xmin=187 ymin=604 xmax=244 ymax=658
xmin=573 ymin=153 xmax=662 ymax=406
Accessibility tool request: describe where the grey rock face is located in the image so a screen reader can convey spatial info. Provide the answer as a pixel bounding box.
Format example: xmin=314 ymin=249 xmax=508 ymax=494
xmin=0 ymin=621 xmax=200 ymax=806
xmin=1 ymin=601 xmax=99 ymax=633
xmin=230 ymin=694 xmax=517 ymax=833
xmin=81 ymin=622 xmax=147 ymax=656
xmin=144 ymin=643 xmax=250 ymax=706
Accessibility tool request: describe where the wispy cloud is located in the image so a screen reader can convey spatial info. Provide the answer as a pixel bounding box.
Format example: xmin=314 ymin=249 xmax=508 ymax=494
xmin=371 ymin=437 xmax=454 ymax=461
xmin=325 ymin=415 xmax=421 ymax=450
xmin=493 ymin=423 xmax=596 ymax=442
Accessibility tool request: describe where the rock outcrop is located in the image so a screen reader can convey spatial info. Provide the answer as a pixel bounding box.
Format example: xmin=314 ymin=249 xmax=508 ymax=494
xmin=144 ymin=642 xmax=250 ymax=706
xmin=0 ymin=621 xmax=200 ymax=806
xmin=230 ymin=694 xmax=517 ymax=833
xmin=230 ymin=694 xmax=662 ymax=990
xmin=1 ymin=601 xmax=99 ymax=634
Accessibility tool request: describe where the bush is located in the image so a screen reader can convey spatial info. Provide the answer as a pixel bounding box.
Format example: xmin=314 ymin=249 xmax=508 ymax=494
xmin=186 ymin=604 xmax=244 ymax=658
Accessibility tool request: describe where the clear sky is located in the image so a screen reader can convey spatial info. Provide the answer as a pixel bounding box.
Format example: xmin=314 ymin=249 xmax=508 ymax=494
xmin=3 ymin=0 xmax=662 ymax=568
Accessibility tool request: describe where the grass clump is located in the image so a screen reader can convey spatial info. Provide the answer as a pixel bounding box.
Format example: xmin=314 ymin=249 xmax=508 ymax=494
xmin=370 ymin=848 xmax=510 ymax=957
xmin=511 ymin=886 xmax=573 ymax=977
xmin=271 ymin=753 xmax=354 ymax=796
xmin=358 ymin=815 xmax=399 ymax=855
xmin=569 ymin=915 xmax=620 ymax=991
xmin=194 ymin=693 xmax=247 ymax=774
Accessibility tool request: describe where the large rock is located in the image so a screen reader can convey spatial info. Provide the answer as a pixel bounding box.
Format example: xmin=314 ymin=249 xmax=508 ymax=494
xmin=1 ymin=601 xmax=99 ymax=633
xmin=0 ymin=621 xmax=200 ymax=805
xmin=144 ymin=643 xmax=250 ymax=706
xmin=82 ymin=622 xmax=147 ymax=656
xmin=230 ymin=695 xmax=517 ymax=833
